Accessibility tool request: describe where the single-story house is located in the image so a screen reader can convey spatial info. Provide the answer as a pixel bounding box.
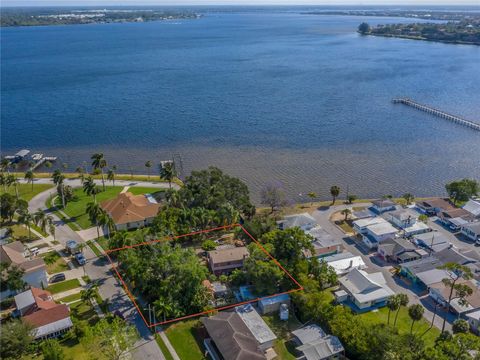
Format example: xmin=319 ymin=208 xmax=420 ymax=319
xmin=429 ymin=279 xmax=480 ymax=316
xmin=277 ymin=213 xmax=318 ymax=231
xmin=416 ymin=198 xmax=455 ymax=216
xmin=438 ymin=208 xmax=475 ymax=230
xmin=304 ymin=226 xmax=344 ymax=258
xmin=292 ymin=324 xmax=344 ymax=360
xmin=338 ymin=268 xmax=395 ymax=311
xmin=235 ymin=305 xmax=277 ymax=351
xmin=207 ymin=246 xmax=249 ymax=275
xmin=387 ymin=209 xmax=430 ymax=236
xmin=201 ymin=309 xmax=273 ymax=360
xmin=466 ymin=310 xmax=480 ymax=335
xmin=362 ymin=222 xmax=398 ymax=249
xmin=463 ymin=199 xmax=480 ymax=218
xmin=370 ymin=199 xmax=397 ymax=214
xmin=415 ymin=268 xmax=451 ymax=288
xmin=100 ymin=192 xmax=161 ymax=231
xmin=435 ymin=247 xmax=479 ymax=267
xmin=399 ymin=256 xmax=444 ymax=286
xmin=353 ymin=217 xmax=389 ymax=235
xmin=321 ymin=252 xmax=367 ymax=275
xmin=0 ymin=241 xmax=47 ymax=299
xmin=461 ymin=221 xmax=480 ymax=243
xmin=413 ymin=232 xmax=451 ymax=253
xmin=258 ymin=294 xmax=290 ymax=315
xmin=377 ymin=237 xmax=425 ymax=263
xmin=15 ymin=288 xmax=73 ymax=340
xmin=352 ymin=209 xmax=376 ymax=220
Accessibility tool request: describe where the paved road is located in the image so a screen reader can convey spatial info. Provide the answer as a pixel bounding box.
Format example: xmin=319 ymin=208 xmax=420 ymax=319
xmin=311 ymin=202 xmax=453 ymax=332
xmin=28 ymin=186 xmax=166 ymax=360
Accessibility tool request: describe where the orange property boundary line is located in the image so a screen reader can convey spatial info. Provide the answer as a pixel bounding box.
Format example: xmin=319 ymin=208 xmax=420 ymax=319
xmin=104 ymin=223 xmax=304 ymax=327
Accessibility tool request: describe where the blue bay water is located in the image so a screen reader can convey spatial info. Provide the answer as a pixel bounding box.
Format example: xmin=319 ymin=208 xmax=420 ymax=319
xmin=1 ymin=9 xmax=480 ymax=201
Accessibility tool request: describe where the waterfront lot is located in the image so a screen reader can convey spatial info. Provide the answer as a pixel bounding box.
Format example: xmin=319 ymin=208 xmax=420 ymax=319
xmin=1 ymin=183 xmax=54 ymax=201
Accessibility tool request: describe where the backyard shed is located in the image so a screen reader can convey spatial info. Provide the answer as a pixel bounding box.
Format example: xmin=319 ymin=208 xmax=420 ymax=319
xmin=258 ymin=293 xmax=290 ymax=315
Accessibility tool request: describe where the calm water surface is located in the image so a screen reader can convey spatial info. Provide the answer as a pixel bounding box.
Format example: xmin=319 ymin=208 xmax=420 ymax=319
xmin=2 ymin=10 xmax=480 ymax=201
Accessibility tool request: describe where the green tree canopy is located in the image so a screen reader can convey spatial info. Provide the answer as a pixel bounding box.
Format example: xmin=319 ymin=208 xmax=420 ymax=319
xmin=445 ymin=178 xmax=479 ymax=205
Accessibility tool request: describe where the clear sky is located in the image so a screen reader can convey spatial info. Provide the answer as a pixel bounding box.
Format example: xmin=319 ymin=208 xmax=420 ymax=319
xmin=2 ymin=0 xmax=479 ymax=6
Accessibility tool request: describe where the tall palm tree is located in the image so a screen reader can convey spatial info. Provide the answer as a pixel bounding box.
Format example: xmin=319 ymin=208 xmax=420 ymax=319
xmin=394 ymin=293 xmax=409 ymax=327
xmin=81 ymin=282 xmax=98 ymax=306
xmin=0 ymin=173 xmax=6 ymax=192
xmin=18 ymin=210 xmax=34 ymax=241
xmin=52 ymin=169 xmax=66 ymax=208
xmin=107 ymin=168 xmax=116 ymax=186
xmin=99 ymin=211 xmax=115 ymax=239
xmin=91 ymin=153 xmax=107 ymax=191
xmin=83 ymin=176 xmax=100 ymax=203
xmin=48 ymin=221 xmax=56 ymax=242
xmin=330 ymin=185 xmax=340 ymax=205
xmin=7 ymin=174 xmax=19 ymax=199
xmin=341 ymin=208 xmax=352 ymax=222
xmin=402 ymin=193 xmax=415 ymax=206
xmin=408 ymin=304 xmax=424 ymax=334
xmin=34 ymin=210 xmax=53 ymax=235
xmin=86 ymin=202 xmax=104 ymax=240
xmin=145 ymin=161 xmax=152 ymax=179
xmin=159 ymin=162 xmax=176 ymax=189
xmin=24 ymin=170 xmax=34 ymax=192
xmin=307 ymin=192 xmax=317 ymax=207
xmin=386 ymin=295 xmax=401 ymax=325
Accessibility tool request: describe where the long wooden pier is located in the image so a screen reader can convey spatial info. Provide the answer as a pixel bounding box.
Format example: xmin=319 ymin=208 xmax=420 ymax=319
xmin=392 ymin=98 xmax=480 ymax=131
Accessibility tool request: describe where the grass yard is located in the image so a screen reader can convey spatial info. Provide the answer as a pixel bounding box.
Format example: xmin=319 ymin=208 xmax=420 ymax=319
xmin=96 ymin=236 xmax=109 ymax=251
xmin=127 ymin=187 xmax=165 ymax=196
xmin=58 ymin=292 xmax=82 ymax=303
xmin=55 ymin=186 xmax=123 ymax=229
xmin=263 ymin=313 xmax=303 ymax=360
xmin=335 ymin=220 xmax=355 ymax=234
xmin=47 ymin=278 xmax=81 ymax=294
xmin=87 ymin=240 xmax=102 ymax=257
xmin=3 ymin=223 xmax=40 ymax=242
xmin=165 ymin=320 xmax=207 ymax=360
xmin=1 ymin=183 xmax=54 ymax=202
xmin=156 ymin=335 xmax=175 ymax=360
xmin=41 ymin=251 xmax=68 ymax=274
xmin=359 ymin=306 xmax=440 ymax=347
xmin=273 ymin=340 xmax=297 ymax=360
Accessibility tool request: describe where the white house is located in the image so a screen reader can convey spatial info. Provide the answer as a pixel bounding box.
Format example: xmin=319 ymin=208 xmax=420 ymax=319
xmin=466 ymin=310 xmax=480 ymax=335
xmin=362 ymin=222 xmax=398 ymax=249
xmin=338 ymin=268 xmax=395 ymax=310
xmin=353 ymin=217 xmax=389 ymax=235
xmin=387 ymin=209 xmax=430 ymax=236
xmin=428 ymin=279 xmax=480 ymax=316
xmin=235 ymin=304 xmax=277 ymax=351
xmin=321 ymin=252 xmax=367 ymax=275
xmin=461 ymin=221 xmax=480 ymax=243
xmin=277 ymin=213 xmax=318 ymax=231
xmin=463 ymin=198 xmax=480 ymax=218
xmin=0 ymin=242 xmax=47 ymax=299
xmin=371 ymin=199 xmax=396 ymax=214
xmin=292 ymin=324 xmax=344 ymax=360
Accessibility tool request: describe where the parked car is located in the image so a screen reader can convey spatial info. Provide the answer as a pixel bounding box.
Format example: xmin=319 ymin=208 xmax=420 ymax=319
xmin=49 ymin=273 xmax=66 ymax=283
xmin=75 ymin=253 xmax=86 ymax=265
xmin=29 ymin=247 xmax=40 ymax=256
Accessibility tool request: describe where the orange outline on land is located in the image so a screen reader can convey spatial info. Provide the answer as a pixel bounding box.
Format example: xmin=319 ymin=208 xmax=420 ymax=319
xmin=105 ymin=223 xmax=303 ymax=327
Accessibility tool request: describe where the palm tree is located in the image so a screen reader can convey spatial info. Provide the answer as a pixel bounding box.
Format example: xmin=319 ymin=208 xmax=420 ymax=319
xmin=154 ymin=297 xmax=174 ymax=323
xmin=33 ymin=210 xmax=48 ymax=233
xmin=75 ymin=166 xmax=86 ymax=182
xmin=386 ymin=295 xmax=401 ymax=325
xmin=91 ymin=153 xmax=107 ymax=191
xmin=0 ymin=173 xmax=6 ymax=192
xmin=86 ymin=202 xmax=103 ymax=240
xmin=307 ymin=192 xmax=317 ymax=207
xmin=99 ymin=211 xmax=115 ymax=239
xmin=145 ymin=161 xmax=152 ymax=179
xmin=44 ymin=161 xmax=52 ymax=172
xmin=1 ymin=158 xmax=10 ymax=172
xmin=402 ymin=193 xmax=415 ymax=205
xmin=18 ymin=210 xmax=34 ymax=241
xmin=52 ymin=169 xmax=66 ymax=208
xmin=107 ymin=168 xmax=116 ymax=186
xmin=159 ymin=162 xmax=176 ymax=189
xmin=83 ymin=176 xmax=100 ymax=203
xmin=340 ymin=208 xmax=352 ymax=222
xmin=48 ymin=221 xmax=56 ymax=242
xmin=394 ymin=293 xmax=409 ymax=327
xmin=330 ymin=185 xmax=340 ymax=205
xmin=438 ymin=262 xmax=473 ymax=332
xmin=7 ymin=174 xmax=19 ymax=199
xmin=408 ymin=304 xmax=424 ymax=334
xmin=81 ymin=282 xmax=98 ymax=306
xmin=24 ymin=170 xmax=34 ymax=192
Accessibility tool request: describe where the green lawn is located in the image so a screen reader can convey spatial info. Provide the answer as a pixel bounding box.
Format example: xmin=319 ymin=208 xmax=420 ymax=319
xmin=47 ymin=279 xmax=81 ymax=294
xmin=127 ymin=187 xmax=165 ymax=196
xmin=3 ymin=223 xmax=40 ymax=242
xmin=1 ymin=183 xmax=53 ymax=202
xmin=165 ymin=320 xmax=207 ymax=360
xmin=156 ymin=335 xmax=175 ymax=360
xmin=274 ymin=340 xmax=297 ymax=360
xmin=41 ymin=251 xmax=68 ymax=274
xmin=55 ymin=186 xmax=124 ymax=229
xmin=87 ymin=240 xmax=102 ymax=257
xmin=263 ymin=313 xmax=303 ymax=360
xmin=58 ymin=292 xmax=82 ymax=303
xmin=359 ymin=306 xmax=440 ymax=347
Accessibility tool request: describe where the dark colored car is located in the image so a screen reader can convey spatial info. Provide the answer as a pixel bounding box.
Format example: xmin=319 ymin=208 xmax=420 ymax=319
xmin=49 ymin=273 xmax=66 ymax=283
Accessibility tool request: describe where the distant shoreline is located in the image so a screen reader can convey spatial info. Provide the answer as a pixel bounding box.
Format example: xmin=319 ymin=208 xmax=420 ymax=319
xmin=361 ymin=31 xmax=480 ymax=46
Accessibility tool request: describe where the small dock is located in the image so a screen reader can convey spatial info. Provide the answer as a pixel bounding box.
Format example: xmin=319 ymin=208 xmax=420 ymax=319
xmin=392 ymin=98 xmax=480 ymax=132
xmin=30 ymin=155 xmax=57 ymax=170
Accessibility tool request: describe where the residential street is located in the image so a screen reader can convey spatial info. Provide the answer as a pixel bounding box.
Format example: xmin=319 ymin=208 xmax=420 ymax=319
xmin=311 ymin=203 xmax=453 ymax=332
xmin=28 ymin=184 xmax=166 ymax=360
